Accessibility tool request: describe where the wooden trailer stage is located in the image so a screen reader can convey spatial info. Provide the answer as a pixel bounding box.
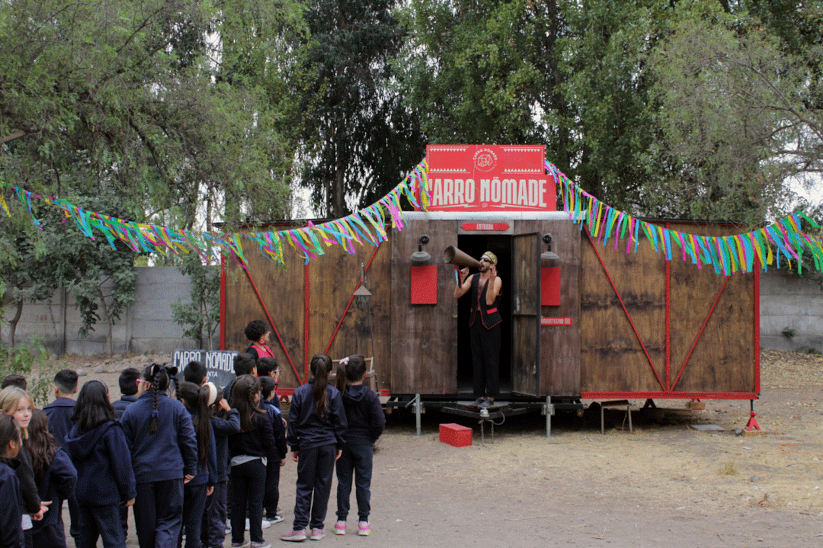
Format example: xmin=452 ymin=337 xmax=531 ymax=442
xmin=220 ymin=212 xmax=759 ymax=431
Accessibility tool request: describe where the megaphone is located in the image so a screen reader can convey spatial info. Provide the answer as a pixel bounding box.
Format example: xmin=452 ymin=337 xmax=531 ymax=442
xmin=443 ymin=246 xmax=481 ymax=269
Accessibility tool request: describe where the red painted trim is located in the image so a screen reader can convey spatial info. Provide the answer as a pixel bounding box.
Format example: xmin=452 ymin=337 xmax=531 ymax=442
xmin=243 ymin=266 xmax=302 ymax=384
xmin=324 ymin=245 xmax=382 ymax=354
xmin=581 ymin=392 xmax=758 ymax=400
xmin=486 ymin=307 xmax=498 ymax=314
xmin=665 ymin=222 xmax=671 ymax=391
xmin=304 ymin=263 xmax=310 ymax=383
xmin=670 ymin=277 xmax=729 ymax=391
xmin=754 ymin=260 xmax=760 ymax=395
xmin=584 ymin=231 xmax=666 ymax=391
xmin=219 ymin=254 xmax=227 ymax=350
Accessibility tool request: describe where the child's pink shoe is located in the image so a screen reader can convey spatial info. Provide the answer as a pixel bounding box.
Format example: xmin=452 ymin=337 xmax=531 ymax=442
xmin=333 ymin=521 xmax=346 ymax=535
xmin=357 ymin=522 xmax=371 ymax=536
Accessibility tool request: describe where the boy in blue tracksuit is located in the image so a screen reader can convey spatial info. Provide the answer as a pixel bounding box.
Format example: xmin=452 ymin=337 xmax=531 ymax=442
xmin=333 ymin=356 xmax=385 ymax=536
xmin=113 ymin=368 xmax=141 ymax=420
xmin=120 ymin=364 xmax=198 ymax=548
xmin=260 ymin=376 xmax=287 ymax=522
xmin=43 ymin=368 xmax=80 ymax=543
xmin=202 ymin=398 xmax=240 ymax=548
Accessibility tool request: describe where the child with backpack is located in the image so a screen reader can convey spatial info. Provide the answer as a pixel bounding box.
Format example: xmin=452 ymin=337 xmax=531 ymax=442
xmin=64 ymin=380 xmax=136 ymax=548
xmin=120 ymin=364 xmax=198 ymax=548
xmin=201 ymin=392 xmax=240 ymax=548
xmin=28 ymin=409 xmax=77 ymax=548
xmin=333 ymin=356 xmax=385 ymax=536
xmin=281 ymin=354 xmax=347 ymax=542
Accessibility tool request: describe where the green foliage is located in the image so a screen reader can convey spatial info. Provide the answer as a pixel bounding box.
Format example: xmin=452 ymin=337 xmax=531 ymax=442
xmin=0 ymin=339 xmax=55 ymax=406
xmin=289 ymin=0 xmax=426 ymax=217
xmin=170 ymin=254 xmax=220 ymax=350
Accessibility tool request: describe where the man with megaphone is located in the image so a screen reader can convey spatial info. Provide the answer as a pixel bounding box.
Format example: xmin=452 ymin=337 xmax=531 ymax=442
xmin=453 ymin=250 xmax=503 ymax=408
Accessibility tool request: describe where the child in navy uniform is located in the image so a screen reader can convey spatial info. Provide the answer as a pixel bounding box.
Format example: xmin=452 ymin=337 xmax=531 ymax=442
xmin=65 ymin=380 xmax=136 ymax=548
xmin=260 ymin=376 xmax=287 ymax=523
xmin=228 ymin=375 xmax=277 ymax=548
xmin=201 ymin=392 xmax=240 ymax=548
xmin=121 ymin=364 xmax=198 ymax=548
xmin=281 ymin=354 xmax=347 ymax=542
xmin=43 ymin=369 xmax=80 ymax=545
xmin=28 ymin=410 xmax=77 ymax=548
xmin=176 ymin=381 xmax=217 ymax=548
xmin=333 ymin=356 xmax=384 ymax=536
xmin=0 ymin=386 xmax=50 ymax=542
xmin=0 ymin=414 xmax=24 ymax=548
xmin=113 ymin=368 xmax=141 ymax=420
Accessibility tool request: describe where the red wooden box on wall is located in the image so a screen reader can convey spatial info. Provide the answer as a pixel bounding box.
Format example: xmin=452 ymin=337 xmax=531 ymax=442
xmin=410 ymin=265 xmax=438 ymax=305
xmin=541 ymin=266 xmax=562 ymax=306
xmin=439 ymin=423 xmax=472 ymax=447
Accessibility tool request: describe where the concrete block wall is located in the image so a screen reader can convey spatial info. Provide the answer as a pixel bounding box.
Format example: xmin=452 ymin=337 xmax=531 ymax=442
xmin=2 ymin=266 xmax=204 ymax=355
xmin=3 ymin=265 xmax=821 ymax=356
xmin=759 ymin=269 xmax=823 ymax=352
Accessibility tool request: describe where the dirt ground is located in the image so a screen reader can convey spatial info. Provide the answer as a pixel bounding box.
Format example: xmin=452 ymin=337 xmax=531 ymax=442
xmin=51 ymin=349 xmax=823 ymax=547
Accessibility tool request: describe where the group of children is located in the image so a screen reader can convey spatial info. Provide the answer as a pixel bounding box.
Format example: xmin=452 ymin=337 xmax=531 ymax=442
xmin=0 ymin=319 xmax=385 ymax=548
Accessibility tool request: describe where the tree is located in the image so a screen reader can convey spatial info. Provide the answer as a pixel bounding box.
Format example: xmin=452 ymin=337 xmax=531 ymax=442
xmin=170 ymin=253 xmax=220 ymax=350
xmin=289 ymin=0 xmax=425 ymax=217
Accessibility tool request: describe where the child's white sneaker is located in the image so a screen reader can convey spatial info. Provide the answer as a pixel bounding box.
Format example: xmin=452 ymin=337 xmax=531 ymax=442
xmin=357 ymin=522 xmax=371 ymax=536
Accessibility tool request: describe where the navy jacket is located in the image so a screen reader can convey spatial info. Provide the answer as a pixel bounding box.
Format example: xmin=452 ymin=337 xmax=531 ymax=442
xmin=264 ymin=403 xmax=288 ymax=460
xmin=229 ymin=410 xmax=278 ymax=461
xmin=65 ymin=420 xmax=136 ymax=506
xmin=0 ymin=459 xmax=23 ymax=548
xmin=112 ymin=395 xmax=138 ymax=420
xmin=16 ymin=445 xmax=41 ymax=514
xmin=120 ymin=391 xmax=198 ymax=484
xmin=31 ymin=448 xmax=77 ymax=531
xmin=43 ymin=397 xmax=75 ymax=449
xmin=186 ymin=408 xmax=217 ymax=487
xmin=210 ymin=409 xmax=240 ymax=482
xmin=287 ymin=382 xmax=347 ymax=452
xmin=341 ymin=384 xmax=385 ymax=444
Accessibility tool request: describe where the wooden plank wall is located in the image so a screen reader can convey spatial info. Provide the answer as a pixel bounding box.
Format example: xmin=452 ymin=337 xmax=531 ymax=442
xmin=668 ymin=223 xmax=755 ymax=393
xmin=390 ymin=218 xmax=459 ymax=394
xmin=223 ymin=225 xmax=391 ymax=391
xmin=535 ymin=220 xmax=582 ymax=396
xmin=580 ymin=227 xmax=667 ymax=393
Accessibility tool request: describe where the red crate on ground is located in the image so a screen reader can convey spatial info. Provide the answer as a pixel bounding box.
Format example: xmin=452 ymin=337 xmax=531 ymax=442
xmin=439 ymin=423 xmax=472 ymax=447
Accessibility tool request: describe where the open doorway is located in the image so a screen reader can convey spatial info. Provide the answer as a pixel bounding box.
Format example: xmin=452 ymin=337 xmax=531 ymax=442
xmin=455 ymin=234 xmax=513 ymax=396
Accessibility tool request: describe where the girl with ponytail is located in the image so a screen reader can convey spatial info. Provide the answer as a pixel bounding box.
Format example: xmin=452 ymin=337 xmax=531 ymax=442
xmin=120 ymin=364 xmax=197 ymax=548
xmin=176 ymin=381 xmax=216 ymax=548
xmin=281 ymin=354 xmax=347 ymax=542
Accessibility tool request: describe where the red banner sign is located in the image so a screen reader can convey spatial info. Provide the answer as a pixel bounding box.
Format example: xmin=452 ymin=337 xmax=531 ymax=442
xmin=424 ymin=145 xmax=555 ymax=211
xmin=460 ymin=222 xmax=510 ymax=232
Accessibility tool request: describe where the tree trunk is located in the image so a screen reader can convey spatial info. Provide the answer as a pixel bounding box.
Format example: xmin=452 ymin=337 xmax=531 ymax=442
xmin=9 ymin=299 xmax=23 ymax=348
xmin=97 ymin=286 xmax=114 ymax=356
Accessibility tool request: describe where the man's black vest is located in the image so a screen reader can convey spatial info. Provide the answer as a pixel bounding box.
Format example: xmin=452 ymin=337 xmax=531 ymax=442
xmin=469 ymin=274 xmax=502 ymax=330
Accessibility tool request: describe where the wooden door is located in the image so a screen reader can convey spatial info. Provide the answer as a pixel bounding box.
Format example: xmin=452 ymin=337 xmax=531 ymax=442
xmin=511 ymin=232 xmax=540 ymax=395
xmin=390 ymin=218 xmax=459 ymax=394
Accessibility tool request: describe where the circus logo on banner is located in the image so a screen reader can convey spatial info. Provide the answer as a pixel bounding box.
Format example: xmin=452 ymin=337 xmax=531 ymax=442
xmin=424 ymin=144 xmax=555 ymax=211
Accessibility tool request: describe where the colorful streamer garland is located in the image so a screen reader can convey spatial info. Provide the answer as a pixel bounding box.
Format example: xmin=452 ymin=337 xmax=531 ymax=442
xmin=545 ymin=161 xmax=823 ymax=275
xmin=1 ymin=155 xmax=822 ymax=276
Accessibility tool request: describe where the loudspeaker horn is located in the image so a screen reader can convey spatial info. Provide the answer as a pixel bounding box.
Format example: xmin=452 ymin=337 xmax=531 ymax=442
xmin=443 ymin=246 xmax=481 ymax=269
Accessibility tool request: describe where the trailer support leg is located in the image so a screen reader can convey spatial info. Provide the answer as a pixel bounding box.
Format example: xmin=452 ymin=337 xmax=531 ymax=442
xmin=413 ymin=394 xmax=422 ymax=436
xmin=543 ymin=397 xmax=555 ymax=438
xmin=745 ymin=399 xmax=761 ymax=432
